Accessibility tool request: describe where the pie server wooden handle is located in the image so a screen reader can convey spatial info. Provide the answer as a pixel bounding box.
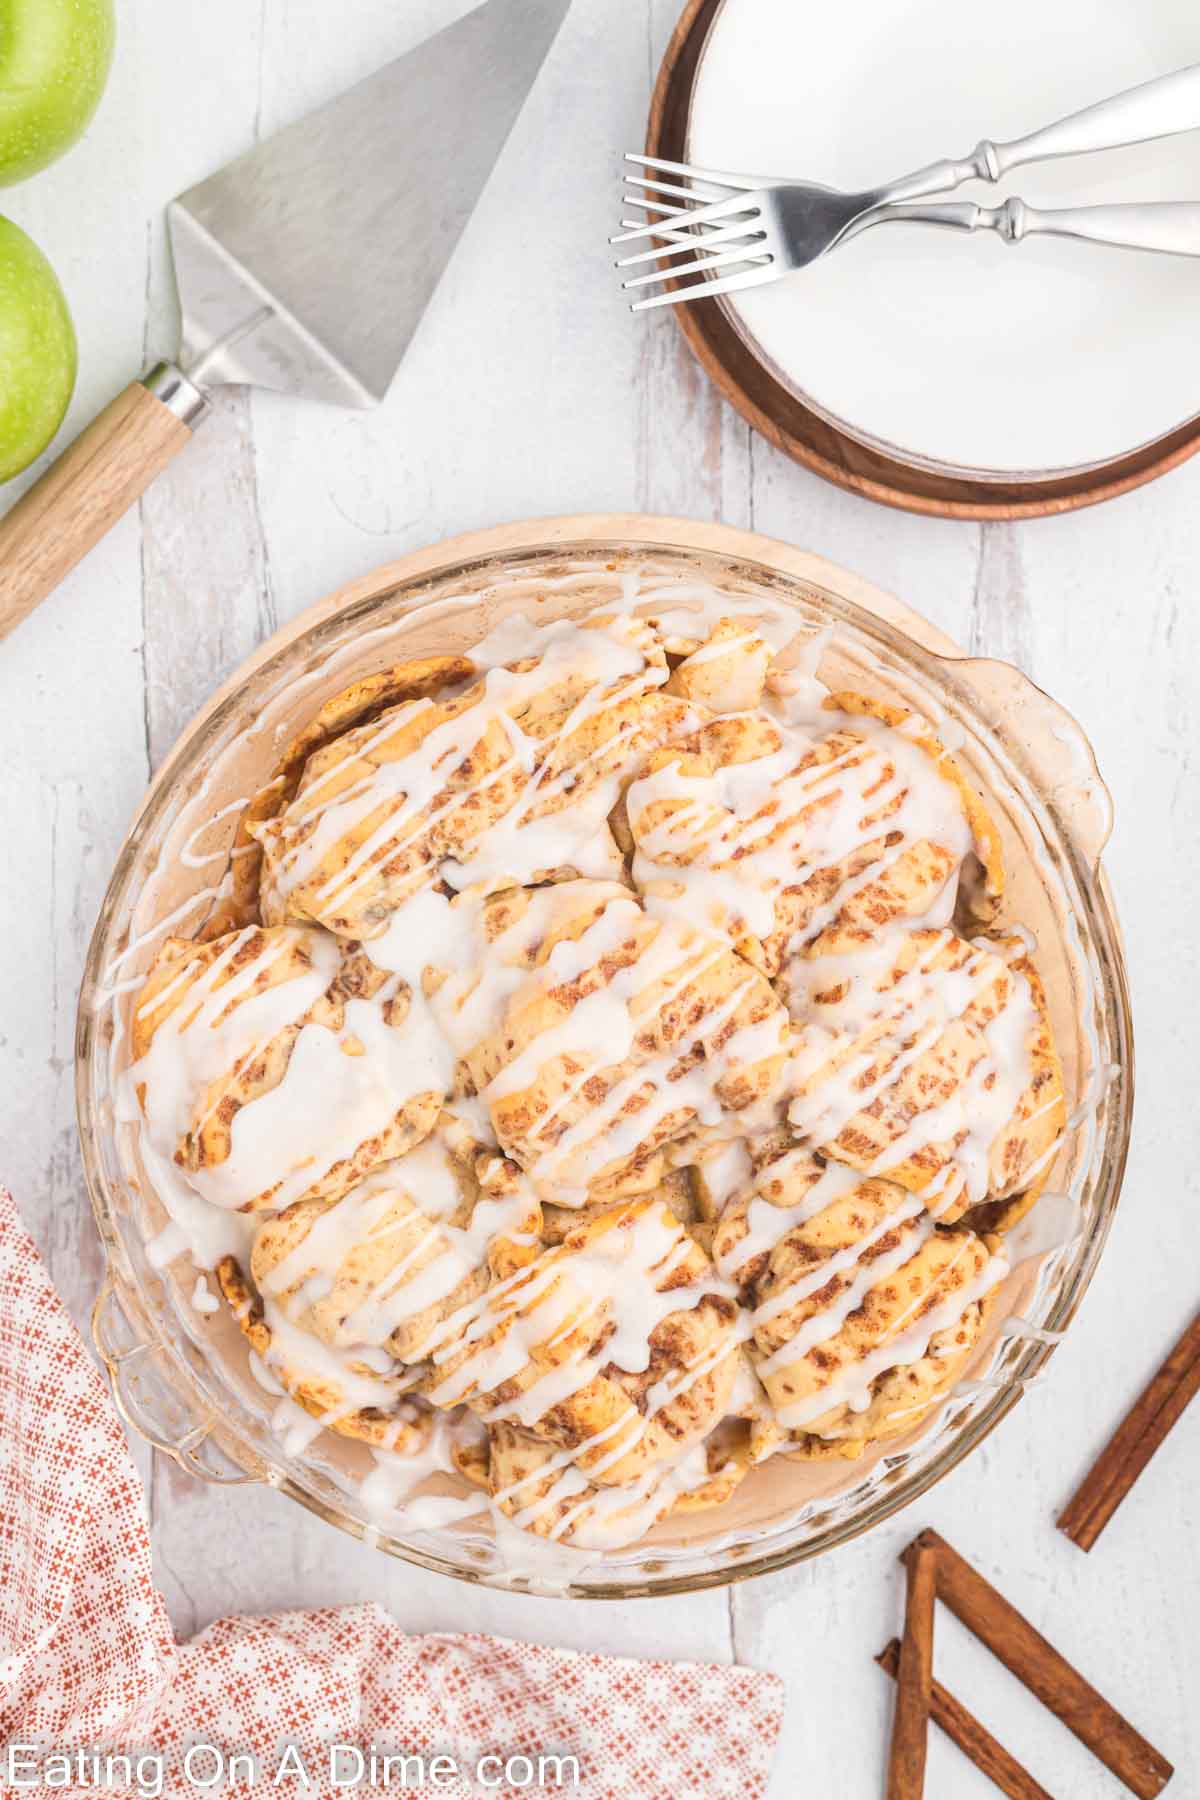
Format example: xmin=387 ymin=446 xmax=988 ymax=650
xmin=0 ymin=363 xmax=209 ymax=643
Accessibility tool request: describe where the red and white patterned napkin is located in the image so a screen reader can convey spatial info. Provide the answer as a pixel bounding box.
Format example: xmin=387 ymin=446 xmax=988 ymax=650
xmin=0 ymin=1189 xmax=783 ymax=1798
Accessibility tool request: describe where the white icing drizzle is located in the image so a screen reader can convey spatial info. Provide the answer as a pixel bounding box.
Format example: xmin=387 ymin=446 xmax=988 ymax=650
xmin=130 ymin=926 xmax=338 ymax=1168
xmin=136 ymin=1132 xmax=252 ymax=1270
xmin=423 ymin=1203 xmax=732 ymax=1435
xmin=360 ymin=1416 xmax=491 ymax=1533
xmin=696 ymin=1139 xmax=754 ymax=1213
xmin=773 ymin=1243 xmax=1010 ymax=1431
xmin=262 ymin=1141 xmax=532 ymax=1356
xmin=751 ymin=1192 xmax=927 ymax=1336
xmin=99 ymin=874 xmax=237 ymax=994
xmin=628 ymin=703 xmax=971 ymax=949
xmin=785 ymin=926 xmax=1039 ymax=1211
xmin=128 ymin=926 xmax=452 ymax=1217
xmin=715 ymin=1154 xmax=863 ymax=1280
xmin=191 ymin=1275 xmax=219 ymax=1315
xmin=489 ymin=912 xmax=782 ymax=1202
xmin=247 ymin=1350 xmax=285 ymax=1396
xmin=193 ymin=990 xmax=448 ymax=1214
xmin=179 ymin=797 xmax=255 ymax=870
xmin=257 ymin=616 xmax=673 ymax=925
xmin=105 ymin=569 xmax=1083 ymax=1569
xmin=999 ymin=1316 xmax=1066 ymax=1347
xmin=502 ymin=1439 xmax=716 ymax=1552
xmin=423 ymin=880 xmax=790 ymax=1204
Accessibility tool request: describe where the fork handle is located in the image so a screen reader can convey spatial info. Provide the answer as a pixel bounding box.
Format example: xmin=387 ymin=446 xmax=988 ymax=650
xmin=874 ymin=61 xmax=1200 ymax=207
xmin=987 ymin=61 xmax=1200 ymax=178
xmin=875 ymin=196 xmax=1200 ymax=257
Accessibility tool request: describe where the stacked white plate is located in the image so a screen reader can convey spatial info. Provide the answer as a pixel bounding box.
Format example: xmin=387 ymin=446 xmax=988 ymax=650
xmin=688 ymin=0 xmax=1200 ymax=481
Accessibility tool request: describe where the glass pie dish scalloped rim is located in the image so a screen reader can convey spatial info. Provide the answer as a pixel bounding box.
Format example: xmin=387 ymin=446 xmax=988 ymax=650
xmin=76 ymin=515 xmax=1133 ymax=1599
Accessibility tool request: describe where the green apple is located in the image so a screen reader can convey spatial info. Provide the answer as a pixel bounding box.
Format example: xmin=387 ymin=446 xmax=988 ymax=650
xmin=0 ymin=0 xmax=116 ymax=186
xmin=0 ymin=213 xmax=75 ymax=481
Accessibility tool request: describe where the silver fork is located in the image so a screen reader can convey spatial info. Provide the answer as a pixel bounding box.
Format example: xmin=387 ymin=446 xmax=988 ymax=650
xmin=614 ymin=59 xmax=1200 ymax=309
xmin=618 ymin=187 xmax=1200 ymax=310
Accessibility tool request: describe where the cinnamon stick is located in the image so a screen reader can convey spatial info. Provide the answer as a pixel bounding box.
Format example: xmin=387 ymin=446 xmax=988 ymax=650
xmin=1059 ymin=1309 xmax=1200 ymax=1553
xmin=878 ymin=1639 xmax=1053 ymax=1800
xmin=885 ymin=1544 xmax=936 ymax=1799
xmin=904 ymin=1532 xmax=1173 ymax=1798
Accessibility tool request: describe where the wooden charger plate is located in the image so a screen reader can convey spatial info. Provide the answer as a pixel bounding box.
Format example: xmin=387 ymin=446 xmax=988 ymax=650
xmin=648 ymin=0 xmax=1200 ymax=520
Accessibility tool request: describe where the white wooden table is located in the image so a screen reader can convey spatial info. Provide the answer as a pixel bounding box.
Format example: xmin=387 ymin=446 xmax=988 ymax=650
xmin=2 ymin=3 xmax=1197 ymax=1792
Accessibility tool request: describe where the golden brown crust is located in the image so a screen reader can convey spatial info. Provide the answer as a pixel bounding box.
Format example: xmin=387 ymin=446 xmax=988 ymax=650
xmin=751 ymin=1210 xmax=997 ymax=1454
xmin=458 ymin=882 xmax=791 ymax=1205
xmin=985 ymin=950 xmax=1066 ymax=1206
xmin=539 ymin=1169 xmax=696 ymax=1245
xmin=428 ymin=1199 xmax=740 ymax=1487
xmin=628 ymin=688 xmax=1001 ymax=979
xmin=823 ymin=690 xmax=1005 ymax=908
xmin=711 ymin=1133 xmax=1001 ymax=1455
xmin=783 ymin=926 xmax=1063 ymax=1222
xmin=248 ymin=1134 xmax=540 ymax=1365
xmin=216 ymin=1254 xmax=429 ymax=1452
xmin=249 ymin=622 xmax=693 ymax=941
xmin=202 ymin=655 xmax=476 ymax=937
xmin=664 ymin=618 xmax=772 ymax=713
xmin=485 ymin=1420 xmax=675 ymax=1543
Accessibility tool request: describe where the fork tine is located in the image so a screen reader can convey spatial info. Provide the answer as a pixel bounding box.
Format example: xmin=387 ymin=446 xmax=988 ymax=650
xmin=625 ymin=152 xmax=760 ymax=193
xmin=621 ymin=194 xmax=743 ymax=225
xmin=622 ymin=195 xmax=758 ymax=236
xmin=622 ymin=247 xmax=771 ymax=288
xmin=620 ymin=193 xmax=687 ymax=218
xmin=625 ymin=172 xmax=750 ymax=206
xmin=623 ymin=196 xmax=729 ymax=231
xmin=630 ymin=261 xmax=780 ymax=312
xmin=615 ymin=223 xmax=768 ymax=268
xmin=622 ymin=200 xmax=736 ymax=240
xmin=623 ymin=157 xmax=731 ymax=204
xmin=610 ymin=189 xmax=762 ymax=245
xmin=622 ymin=219 xmax=715 ymax=248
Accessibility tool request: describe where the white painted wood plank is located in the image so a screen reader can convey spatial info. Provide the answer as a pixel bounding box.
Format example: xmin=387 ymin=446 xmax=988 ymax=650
xmin=636 ymin=0 xmax=753 ymax=531
xmin=749 ymin=439 xmax=982 ymax=644
xmin=0 ymin=0 xmax=168 ymax=1503
xmin=0 ymin=2 xmax=1197 ymax=1793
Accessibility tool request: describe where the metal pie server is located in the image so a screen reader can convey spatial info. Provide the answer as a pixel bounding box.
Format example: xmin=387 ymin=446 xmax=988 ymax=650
xmin=0 ymin=0 xmax=570 ymax=641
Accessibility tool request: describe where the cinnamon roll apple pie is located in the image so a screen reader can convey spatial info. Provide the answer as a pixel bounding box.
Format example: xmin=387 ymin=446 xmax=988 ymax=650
xmin=126 ymin=599 xmax=1064 ymax=1552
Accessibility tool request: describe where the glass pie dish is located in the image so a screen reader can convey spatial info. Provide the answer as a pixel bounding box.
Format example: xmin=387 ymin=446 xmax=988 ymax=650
xmin=76 ymin=517 xmax=1132 ymax=1597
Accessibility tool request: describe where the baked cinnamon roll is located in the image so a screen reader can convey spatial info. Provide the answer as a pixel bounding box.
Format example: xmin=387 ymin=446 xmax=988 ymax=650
xmin=215 ymin=1119 xmax=539 ymax=1448
xmin=205 ymin=654 xmax=475 ymax=938
xmin=250 ymin=615 xmax=696 ymax=941
xmin=712 ymin=1135 xmax=1004 ymax=1455
xmin=131 ymin=924 xmax=448 ymax=1214
xmin=627 ymin=691 xmax=1002 ymax=974
xmin=422 ymin=1199 xmax=740 ymax=1487
xmin=783 ymin=925 xmax=1063 ymax=1221
xmin=447 ymin=879 xmax=793 ymax=1204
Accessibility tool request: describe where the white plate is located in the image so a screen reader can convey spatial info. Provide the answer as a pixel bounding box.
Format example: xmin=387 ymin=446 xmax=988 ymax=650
xmin=688 ymin=0 xmax=1200 ymax=478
